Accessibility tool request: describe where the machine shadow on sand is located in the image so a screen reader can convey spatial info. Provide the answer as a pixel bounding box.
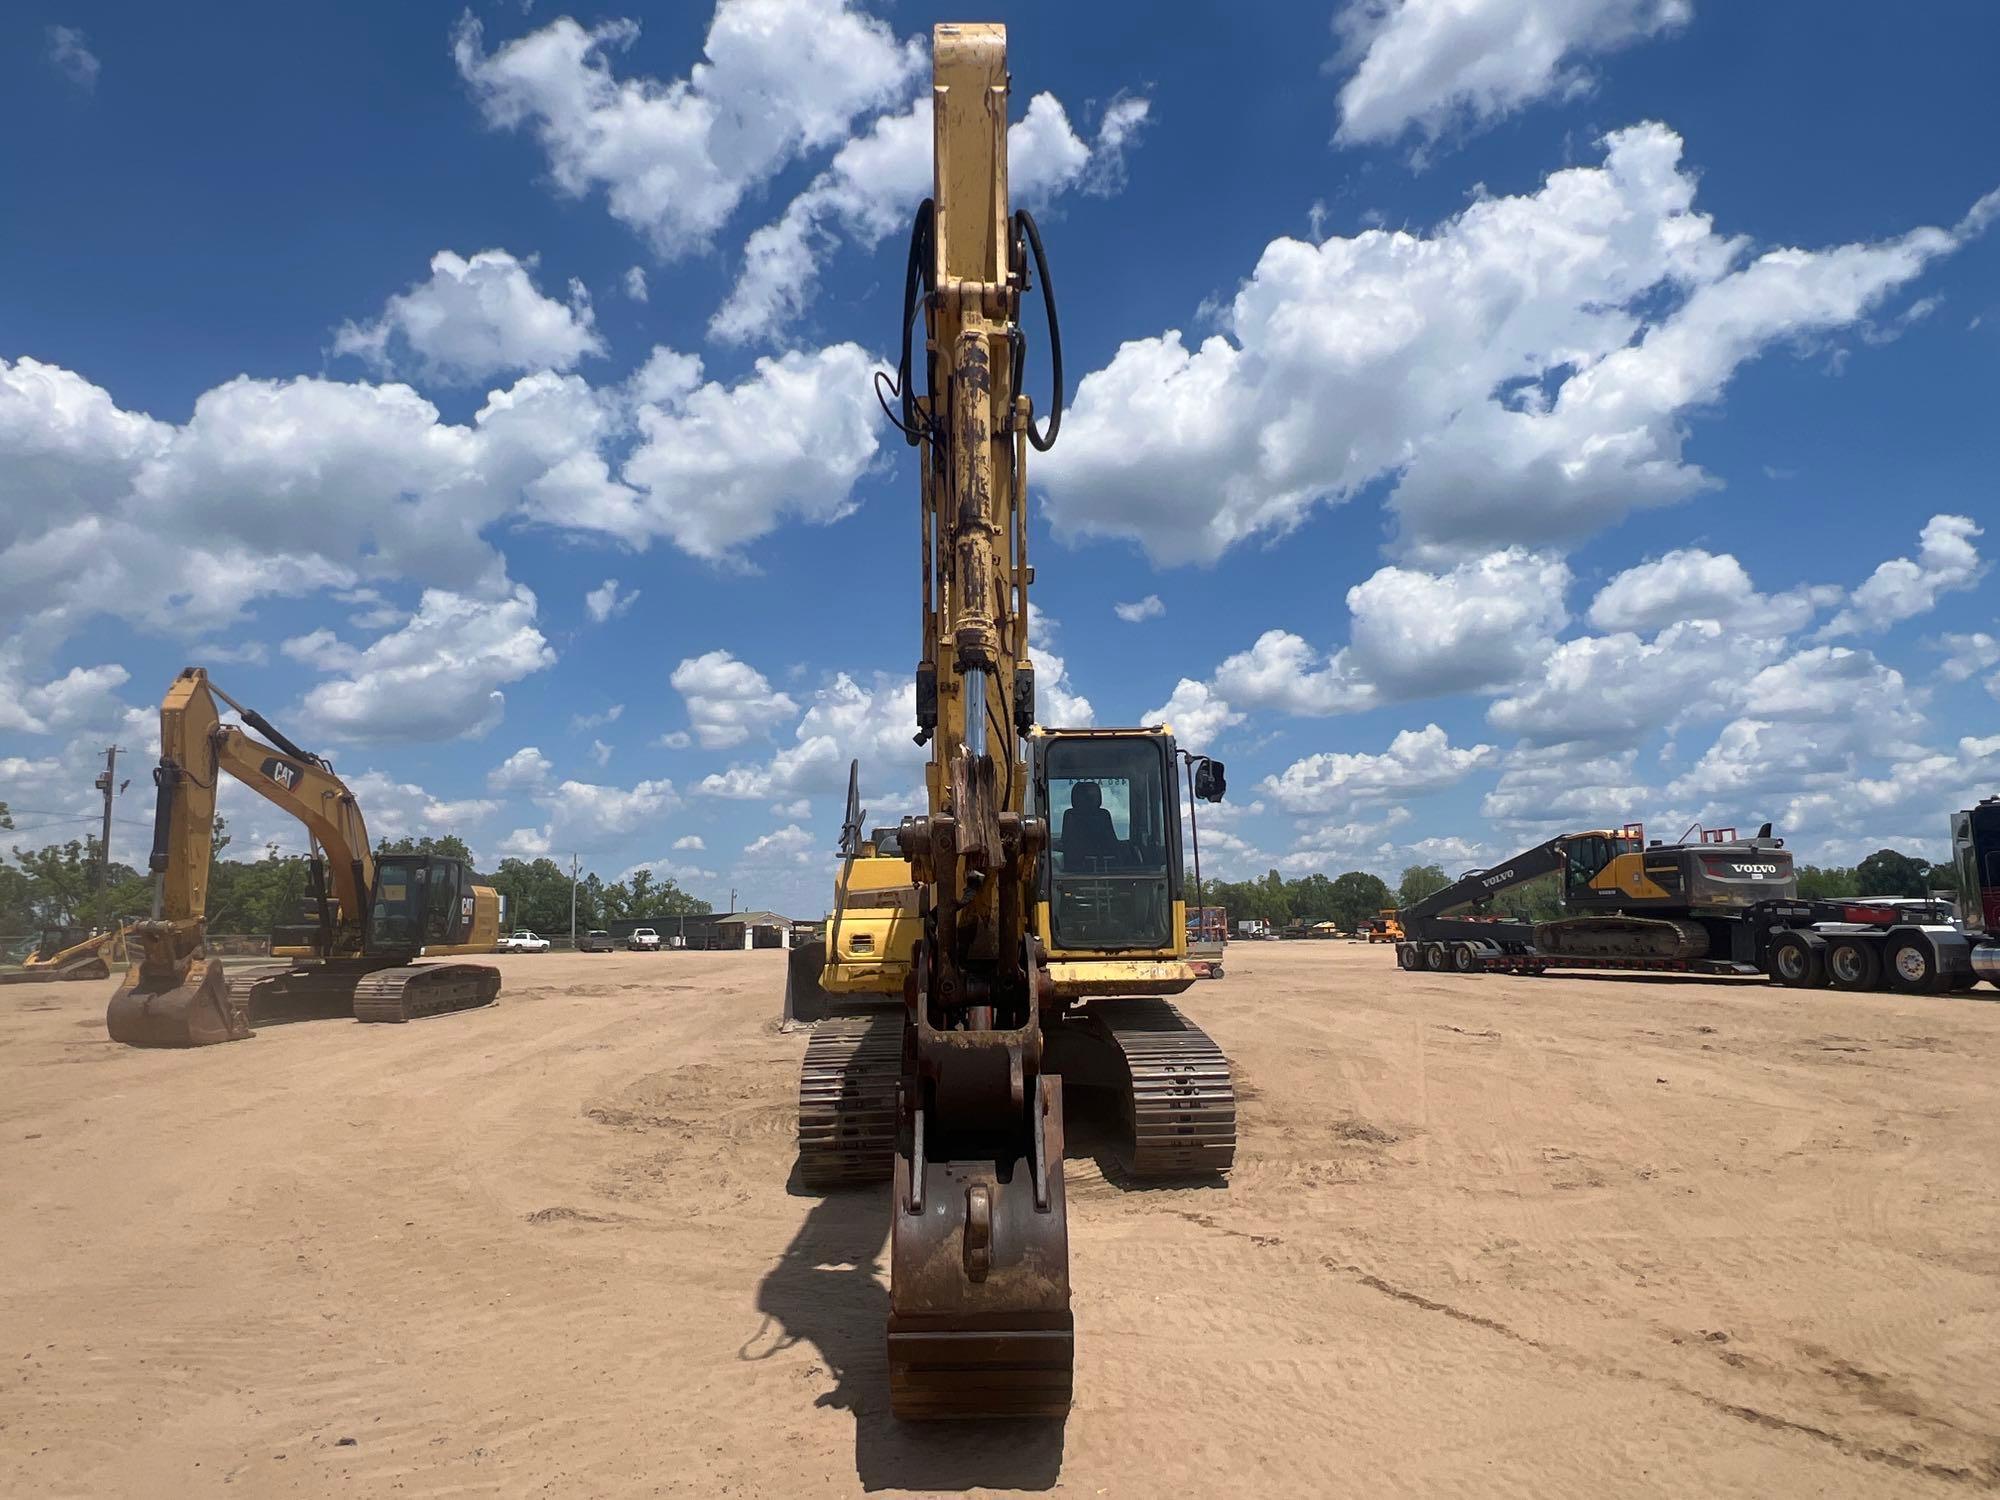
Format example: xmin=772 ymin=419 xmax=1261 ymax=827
xmin=747 ymin=1167 xmax=1067 ymax=1493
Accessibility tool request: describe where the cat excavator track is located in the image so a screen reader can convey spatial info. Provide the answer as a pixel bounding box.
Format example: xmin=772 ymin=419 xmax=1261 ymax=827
xmin=351 ymin=964 xmax=504 ymax=1024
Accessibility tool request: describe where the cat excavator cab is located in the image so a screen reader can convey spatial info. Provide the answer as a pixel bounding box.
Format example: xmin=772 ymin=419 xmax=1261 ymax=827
xmin=105 ymin=667 xmax=501 ymax=1047
xmin=789 ymin=24 xmax=1236 ymax=1421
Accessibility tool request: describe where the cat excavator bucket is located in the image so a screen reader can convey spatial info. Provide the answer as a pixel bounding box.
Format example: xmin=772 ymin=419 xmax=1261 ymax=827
xmin=106 ymin=954 xmax=246 ymax=1047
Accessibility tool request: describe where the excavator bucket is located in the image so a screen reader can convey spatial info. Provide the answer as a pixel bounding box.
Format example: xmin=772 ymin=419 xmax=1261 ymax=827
xmin=886 ymin=1074 xmax=1074 ymax=1419
xmin=106 ymin=957 xmax=248 ymax=1047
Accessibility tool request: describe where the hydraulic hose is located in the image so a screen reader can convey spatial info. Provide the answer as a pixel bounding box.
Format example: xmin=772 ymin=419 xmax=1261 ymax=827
xmin=1014 ymin=209 xmax=1062 ymax=452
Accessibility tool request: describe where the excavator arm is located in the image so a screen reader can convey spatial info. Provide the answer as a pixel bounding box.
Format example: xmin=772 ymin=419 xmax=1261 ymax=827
xmin=107 ymin=667 xmax=376 ymax=1046
xmin=882 ymin=23 xmax=1073 ymax=1420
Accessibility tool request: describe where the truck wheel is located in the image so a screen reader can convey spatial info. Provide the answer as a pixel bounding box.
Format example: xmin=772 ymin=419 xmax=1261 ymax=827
xmin=1424 ymin=943 xmax=1450 ymax=972
xmin=1397 ymin=944 xmax=1422 ymax=971
xmin=1767 ymin=931 xmax=1825 ymax=988
xmin=1451 ymin=942 xmax=1479 ymax=973
xmin=1826 ymin=939 xmax=1881 ymax=992
xmin=1885 ymin=936 xmax=1942 ymax=995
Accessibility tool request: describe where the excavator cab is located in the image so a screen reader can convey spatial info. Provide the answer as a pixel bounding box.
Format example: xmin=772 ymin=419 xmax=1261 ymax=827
xmin=366 ymin=854 xmax=476 ymax=957
xmin=1033 ymin=727 xmax=1188 ymax=956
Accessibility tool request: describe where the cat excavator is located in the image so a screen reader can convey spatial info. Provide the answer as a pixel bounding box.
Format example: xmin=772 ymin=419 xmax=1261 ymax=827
xmin=105 ymin=667 xmax=502 ymax=1046
xmin=791 ymin=24 xmax=1234 ymax=1421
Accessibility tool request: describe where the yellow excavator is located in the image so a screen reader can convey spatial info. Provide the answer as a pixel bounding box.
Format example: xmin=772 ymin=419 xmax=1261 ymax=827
xmin=790 ymin=24 xmax=1234 ymax=1420
xmin=0 ymin=924 xmax=130 ymax=984
xmin=106 ymin=667 xmax=502 ymax=1047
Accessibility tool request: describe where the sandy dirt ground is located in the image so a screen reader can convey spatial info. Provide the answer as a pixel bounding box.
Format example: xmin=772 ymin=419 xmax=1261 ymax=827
xmin=4 ymin=943 xmax=2000 ymax=1497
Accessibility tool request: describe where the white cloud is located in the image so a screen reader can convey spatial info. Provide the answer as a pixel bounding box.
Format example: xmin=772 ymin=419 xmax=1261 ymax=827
xmin=1142 ymin=679 xmax=1243 ymax=754
xmin=1481 ymin=744 xmax=1655 ymax=836
xmin=1346 ymin=550 xmax=1571 ymax=698
xmin=1213 ymin=631 xmax=1375 ymax=717
xmin=453 ymin=4 xmax=921 ymax=259
xmin=1037 ymin=125 xmax=1986 ymax=567
xmin=1936 ymin=631 xmax=2000 ymax=687
xmin=623 ymin=265 xmax=648 ymax=302
xmin=332 ymin=250 xmax=603 ymax=384
xmin=569 ymin=703 xmax=624 ymax=731
xmin=609 ymin=343 xmax=884 ymax=561
xmin=297 ymin=586 xmax=555 ymax=742
xmin=584 ymin=577 xmax=640 ymax=622
xmin=1023 ymin=612 xmax=1094 ymax=729
xmin=711 ymin=90 xmax=1148 ymax=346
xmin=0 ymin=657 xmax=130 ymax=736
xmin=1586 ymin=547 xmax=1822 ymax=636
xmin=45 ymin=25 xmax=100 ymax=90
xmin=742 ymin=823 xmax=817 ymax=865
xmin=770 ymin=798 xmax=813 ymax=819
xmin=590 ymin=738 xmax=613 ymax=767
xmin=670 ymin=650 xmax=797 ymax=750
xmin=672 ymin=834 xmax=706 ymax=851
xmin=1821 ymin=514 xmax=1986 ymax=636
xmin=343 ymin=769 xmax=499 ymax=851
xmin=657 ymin=730 xmax=693 ymax=750
xmin=1262 ymin=724 xmax=1498 ymax=815
xmin=1114 ymin=594 xmax=1165 ymax=623
xmin=498 ymin=825 xmax=553 ymax=858
xmin=537 ymin=776 xmax=679 ymax=841
xmin=1333 ymin=0 xmax=1690 ymax=147
xmin=488 ymin=745 xmax=553 ymax=791
xmin=699 ymin=670 xmax=918 ymax=800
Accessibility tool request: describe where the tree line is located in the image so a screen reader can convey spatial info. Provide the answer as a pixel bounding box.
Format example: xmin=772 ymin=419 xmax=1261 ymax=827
xmin=0 ymin=803 xmax=707 ymax=942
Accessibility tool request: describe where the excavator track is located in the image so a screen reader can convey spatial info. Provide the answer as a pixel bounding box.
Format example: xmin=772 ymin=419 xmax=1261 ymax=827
xmin=351 ymin=963 xmax=501 ymax=1024
xmin=796 ymin=1012 xmax=904 ymax=1188
xmin=1077 ymin=999 xmax=1236 ymax=1178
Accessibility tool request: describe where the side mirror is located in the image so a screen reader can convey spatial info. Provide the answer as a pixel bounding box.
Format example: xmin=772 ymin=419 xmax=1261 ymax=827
xmin=1194 ymin=757 xmax=1226 ymax=803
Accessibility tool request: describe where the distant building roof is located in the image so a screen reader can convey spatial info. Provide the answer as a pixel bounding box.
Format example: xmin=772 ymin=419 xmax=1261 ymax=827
xmin=716 ymin=910 xmax=796 ymax=926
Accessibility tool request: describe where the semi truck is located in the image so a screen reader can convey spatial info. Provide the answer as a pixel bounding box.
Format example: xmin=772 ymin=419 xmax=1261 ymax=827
xmin=1393 ymin=801 xmax=1999 ymax=995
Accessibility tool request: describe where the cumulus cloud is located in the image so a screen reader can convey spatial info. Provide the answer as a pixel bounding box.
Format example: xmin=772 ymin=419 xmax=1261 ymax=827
xmin=1024 ymin=612 xmax=1094 ymax=729
xmin=1935 ymin=631 xmax=2000 ymax=691
xmin=536 ymin=776 xmax=679 ymax=840
xmin=498 ymin=825 xmax=553 ymax=858
xmin=1142 ymin=680 xmax=1243 ymax=754
xmin=332 ymin=250 xmax=604 ymax=383
xmin=453 ymin=3 xmax=921 ymax=259
xmin=1333 ymin=0 xmax=1690 ymax=147
xmin=0 ymin=655 xmax=130 ymax=736
xmin=672 ymin=834 xmax=706 ymax=851
xmin=296 ymin=586 xmax=555 ymax=742
xmin=1114 ymin=594 xmax=1165 ymax=623
xmin=712 ymin=90 xmax=1148 ymax=346
xmin=741 ymin=822 xmax=817 ymax=864
xmin=488 ymin=745 xmax=553 ymax=791
xmin=584 ymin=577 xmax=640 ymax=622
xmin=344 ymin=769 xmax=500 ymax=850
xmin=569 ymin=703 xmax=623 ymax=731
xmin=1037 ymin=125 xmax=1987 ymax=567
xmin=1820 ymin=514 xmax=1985 ymax=636
xmin=670 ymin=650 xmax=797 ymax=749
xmin=700 ymin=670 xmax=918 ymax=800
xmin=1261 ymin=724 xmax=1498 ymax=815
xmin=609 ymin=343 xmax=884 ymax=561
xmin=623 ymin=266 xmax=648 ymax=302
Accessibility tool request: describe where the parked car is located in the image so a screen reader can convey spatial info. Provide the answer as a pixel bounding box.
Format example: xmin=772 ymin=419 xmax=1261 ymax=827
xmin=498 ymin=930 xmax=552 ymax=953
xmin=628 ymin=928 xmax=662 ymax=952
xmin=578 ymin=930 xmax=615 ymax=953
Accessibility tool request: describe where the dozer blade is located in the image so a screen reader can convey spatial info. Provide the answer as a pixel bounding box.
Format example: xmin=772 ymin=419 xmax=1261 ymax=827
xmin=887 ymin=1075 xmax=1073 ymax=1420
xmin=106 ymin=957 xmax=248 ymax=1047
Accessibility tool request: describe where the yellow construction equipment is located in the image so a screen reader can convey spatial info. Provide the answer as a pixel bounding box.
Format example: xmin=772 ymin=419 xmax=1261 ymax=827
xmin=105 ymin=667 xmax=501 ymax=1047
xmin=0 ymin=924 xmax=130 ymax=984
xmin=791 ymin=24 xmax=1234 ymax=1421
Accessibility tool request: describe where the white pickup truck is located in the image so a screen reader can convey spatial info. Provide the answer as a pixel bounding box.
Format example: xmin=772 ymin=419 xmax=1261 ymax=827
xmin=627 ymin=928 xmax=662 ymax=952
xmin=498 ymin=930 xmax=552 ymax=953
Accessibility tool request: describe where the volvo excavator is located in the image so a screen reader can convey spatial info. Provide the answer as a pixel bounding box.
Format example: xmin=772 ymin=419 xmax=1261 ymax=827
xmin=105 ymin=667 xmax=502 ymax=1047
xmin=789 ymin=24 xmax=1235 ymax=1421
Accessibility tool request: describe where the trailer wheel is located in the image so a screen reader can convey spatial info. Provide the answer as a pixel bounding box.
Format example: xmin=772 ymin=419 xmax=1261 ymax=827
xmin=1396 ymin=943 xmax=1422 ymax=971
xmin=1885 ymin=936 xmax=1942 ymax=995
xmin=1767 ymin=931 xmax=1826 ymax=988
xmin=1451 ymin=942 xmax=1479 ymax=973
xmin=1424 ymin=942 xmax=1450 ymax=971
xmin=1826 ymin=939 xmax=1881 ymax=992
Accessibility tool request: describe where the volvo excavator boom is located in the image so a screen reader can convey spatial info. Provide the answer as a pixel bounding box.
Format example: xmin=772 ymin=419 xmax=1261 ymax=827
xmin=106 ymin=667 xmax=500 ymax=1047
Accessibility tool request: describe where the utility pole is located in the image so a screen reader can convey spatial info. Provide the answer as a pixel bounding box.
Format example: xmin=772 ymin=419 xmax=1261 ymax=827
xmin=93 ymin=745 xmax=120 ymax=890
xmin=569 ymin=853 xmax=581 ymax=949
xmin=729 ymin=886 xmax=737 ymax=914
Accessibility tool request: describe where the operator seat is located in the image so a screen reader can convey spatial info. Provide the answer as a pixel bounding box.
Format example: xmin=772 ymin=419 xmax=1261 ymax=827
xmin=1061 ymin=782 xmax=1121 ymax=865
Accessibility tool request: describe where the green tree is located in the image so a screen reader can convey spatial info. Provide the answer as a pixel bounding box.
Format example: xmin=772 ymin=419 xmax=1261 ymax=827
xmin=375 ymin=833 xmax=474 ymax=864
xmin=1796 ymin=864 xmax=1859 ymax=900
xmin=1855 ymin=848 xmax=1930 ymax=898
xmin=1493 ymin=871 xmax=1564 ymax=922
xmin=8 ymin=839 xmax=98 ymax=927
xmin=1327 ymin=870 xmax=1393 ymax=931
xmin=1397 ymin=863 xmax=1450 ymax=908
xmin=1287 ymin=872 xmax=1337 ymax=922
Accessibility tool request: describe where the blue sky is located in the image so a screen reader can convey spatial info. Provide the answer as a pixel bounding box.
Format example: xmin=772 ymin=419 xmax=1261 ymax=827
xmin=3 ymin=0 xmax=1996 ymax=916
